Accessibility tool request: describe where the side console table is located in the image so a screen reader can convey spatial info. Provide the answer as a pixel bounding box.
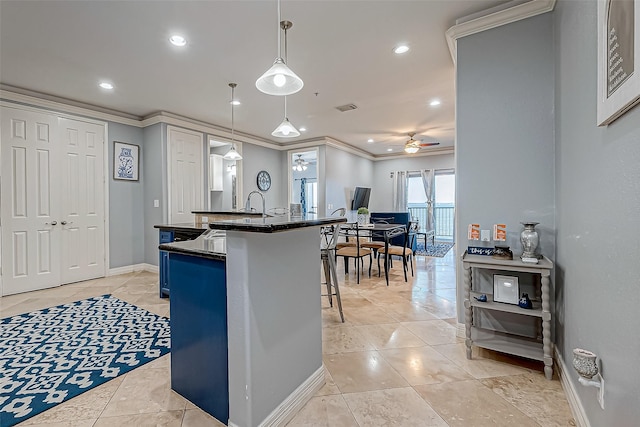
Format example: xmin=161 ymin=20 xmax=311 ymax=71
xmin=462 ymin=252 xmax=554 ymax=379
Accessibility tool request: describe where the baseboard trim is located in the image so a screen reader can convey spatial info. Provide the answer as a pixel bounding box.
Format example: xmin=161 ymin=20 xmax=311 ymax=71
xmin=257 ymin=365 xmax=325 ymax=427
xmin=456 ymin=322 xmax=465 ymax=339
xmin=141 ymin=263 xmax=158 ymax=273
xmin=555 ymin=348 xmax=590 ymax=427
xmin=107 ymin=263 xmax=157 ymax=276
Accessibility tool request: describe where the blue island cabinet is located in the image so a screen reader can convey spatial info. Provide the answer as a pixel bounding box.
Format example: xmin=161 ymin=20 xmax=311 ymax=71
xmin=168 ymin=252 xmax=229 ymax=424
xmin=158 ymin=230 xmax=174 ymax=298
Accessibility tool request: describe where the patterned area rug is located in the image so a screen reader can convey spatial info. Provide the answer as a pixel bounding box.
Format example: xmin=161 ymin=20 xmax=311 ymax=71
xmin=415 ymin=241 xmax=454 ymax=257
xmin=0 ymin=295 xmax=171 ymax=427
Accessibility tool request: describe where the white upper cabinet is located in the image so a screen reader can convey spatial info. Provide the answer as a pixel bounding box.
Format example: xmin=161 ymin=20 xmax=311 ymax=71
xmin=209 ymin=153 xmax=223 ymax=191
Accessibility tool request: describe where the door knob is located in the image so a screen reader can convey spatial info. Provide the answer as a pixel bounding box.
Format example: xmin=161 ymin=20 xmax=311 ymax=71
xmin=61 ymin=221 xmax=73 ymax=225
xmin=45 ymin=221 xmax=58 ymax=226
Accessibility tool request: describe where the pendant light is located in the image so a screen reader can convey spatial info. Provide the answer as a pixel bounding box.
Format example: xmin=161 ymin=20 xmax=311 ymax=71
xmin=223 ymin=83 xmax=243 ymax=161
xmin=271 ymin=21 xmax=300 ymax=137
xmin=272 ymin=96 xmax=300 ymax=138
xmin=255 ymin=0 xmax=303 ymax=96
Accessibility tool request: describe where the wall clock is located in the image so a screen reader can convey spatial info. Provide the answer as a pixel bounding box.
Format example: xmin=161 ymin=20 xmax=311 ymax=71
xmin=256 ymin=170 xmax=271 ymax=191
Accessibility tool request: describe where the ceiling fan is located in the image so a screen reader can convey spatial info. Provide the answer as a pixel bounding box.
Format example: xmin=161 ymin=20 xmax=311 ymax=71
xmin=404 ymin=132 xmax=440 ymax=153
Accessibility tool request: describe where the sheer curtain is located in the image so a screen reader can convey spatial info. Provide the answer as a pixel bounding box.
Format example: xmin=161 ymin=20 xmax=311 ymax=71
xmin=420 ymin=169 xmax=435 ymax=231
xmin=392 ymin=171 xmax=408 ymax=212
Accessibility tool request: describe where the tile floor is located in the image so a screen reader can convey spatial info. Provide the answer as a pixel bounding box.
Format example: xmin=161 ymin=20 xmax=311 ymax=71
xmin=0 ymin=247 xmax=576 ymax=426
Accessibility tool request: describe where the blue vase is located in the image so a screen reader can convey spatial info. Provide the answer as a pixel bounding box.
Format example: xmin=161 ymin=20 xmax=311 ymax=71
xmin=518 ymin=293 xmax=533 ymax=309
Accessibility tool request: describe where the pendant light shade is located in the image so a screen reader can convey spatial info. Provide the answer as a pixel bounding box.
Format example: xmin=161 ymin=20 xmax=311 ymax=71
xmin=223 ymin=83 xmax=243 ymax=161
xmin=256 ymin=1 xmax=303 ymax=96
xmin=272 ymin=117 xmax=300 ymax=138
xmin=272 ymin=96 xmax=299 ymax=138
xmin=256 ymin=58 xmax=303 ymax=96
xmin=223 ymin=145 xmax=243 ymax=160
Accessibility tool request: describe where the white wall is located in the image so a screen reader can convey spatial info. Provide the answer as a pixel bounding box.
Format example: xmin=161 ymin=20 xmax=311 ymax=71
xmin=455 ymin=11 xmax=555 ymax=336
xmin=241 ymin=142 xmax=285 ymax=211
xmin=108 ymin=122 xmax=145 ymax=268
xmin=325 ymin=146 xmax=374 ymax=214
xmin=554 ymin=1 xmax=640 ymax=424
xmin=371 ymin=154 xmax=455 ymax=212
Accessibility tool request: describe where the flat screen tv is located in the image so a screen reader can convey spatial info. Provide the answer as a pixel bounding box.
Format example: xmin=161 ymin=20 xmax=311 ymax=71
xmin=351 ymin=187 xmax=371 ymax=210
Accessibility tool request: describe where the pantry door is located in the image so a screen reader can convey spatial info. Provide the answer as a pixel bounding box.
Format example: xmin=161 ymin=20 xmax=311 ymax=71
xmin=58 ymin=117 xmax=106 ymax=284
xmin=0 ymin=107 xmax=62 ymax=295
xmin=168 ymin=126 xmax=204 ymax=224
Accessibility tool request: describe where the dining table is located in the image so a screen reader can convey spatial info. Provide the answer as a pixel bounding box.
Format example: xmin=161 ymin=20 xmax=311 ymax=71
xmin=340 ymin=222 xmax=406 ymax=286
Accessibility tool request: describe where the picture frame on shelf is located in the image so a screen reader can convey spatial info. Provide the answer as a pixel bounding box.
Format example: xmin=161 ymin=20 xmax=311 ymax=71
xmin=114 ymin=141 xmax=139 ymax=181
xmin=597 ymin=0 xmax=640 ymax=126
xmin=493 ymin=274 xmax=519 ymax=305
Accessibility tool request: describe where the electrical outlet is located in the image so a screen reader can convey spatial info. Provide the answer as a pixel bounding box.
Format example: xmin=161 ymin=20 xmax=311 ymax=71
xmin=481 ymin=229 xmax=490 ymax=242
xmin=328 ymin=203 xmax=333 ymax=210
xmin=153 ymin=199 xmax=159 ymax=208
xmin=598 ymin=375 xmax=605 ymax=409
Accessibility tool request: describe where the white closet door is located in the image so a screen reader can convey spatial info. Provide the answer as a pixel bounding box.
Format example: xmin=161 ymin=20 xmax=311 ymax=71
xmin=0 ymin=107 xmax=61 ymax=295
xmin=168 ymin=127 xmax=203 ymax=224
xmin=58 ymin=118 xmax=106 ymax=284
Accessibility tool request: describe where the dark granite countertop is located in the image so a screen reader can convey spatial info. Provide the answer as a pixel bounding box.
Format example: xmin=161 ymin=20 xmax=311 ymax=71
xmin=153 ymin=223 xmax=210 ymax=232
xmin=208 ymin=214 xmax=346 ymax=233
xmin=159 ymin=231 xmax=226 ymax=261
xmin=192 ymin=210 xmax=265 ymax=216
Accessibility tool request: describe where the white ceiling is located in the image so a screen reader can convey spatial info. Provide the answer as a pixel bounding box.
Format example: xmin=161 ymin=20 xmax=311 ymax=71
xmin=0 ymin=0 xmax=507 ymax=157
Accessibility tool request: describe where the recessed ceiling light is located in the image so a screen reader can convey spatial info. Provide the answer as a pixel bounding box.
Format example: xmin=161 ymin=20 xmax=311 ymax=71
xmin=430 ymin=99 xmax=441 ymax=106
xmin=229 ymin=100 xmax=241 ymax=106
xmin=394 ymin=45 xmax=410 ymax=54
xmin=367 ymin=138 xmax=374 ymax=143
xmin=299 ymin=127 xmax=307 ymax=132
xmin=99 ymin=82 xmax=113 ymax=90
xmin=387 ymin=148 xmax=393 ymax=152
xmin=169 ymin=35 xmax=187 ymax=47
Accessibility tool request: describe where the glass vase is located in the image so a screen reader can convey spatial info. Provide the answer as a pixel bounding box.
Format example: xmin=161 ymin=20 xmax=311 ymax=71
xmin=520 ymin=222 xmax=540 ymax=259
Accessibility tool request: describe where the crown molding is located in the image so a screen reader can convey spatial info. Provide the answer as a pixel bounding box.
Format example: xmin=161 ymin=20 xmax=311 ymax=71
xmin=373 ymin=146 xmax=455 ymax=160
xmin=445 ymin=0 xmax=556 ymax=64
xmin=324 ymin=137 xmax=377 ymax=161
xmin=0 ymin=86 xmax=142 ymax=126
xmin=0 ymin=86 xmax=453 ymax=161
xmin=143 ymin=111 xmax=278 ymax=149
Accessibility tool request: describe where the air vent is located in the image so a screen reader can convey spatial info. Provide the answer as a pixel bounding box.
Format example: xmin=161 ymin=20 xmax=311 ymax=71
xmin=335 ymin=103 xmax=358 ymax=112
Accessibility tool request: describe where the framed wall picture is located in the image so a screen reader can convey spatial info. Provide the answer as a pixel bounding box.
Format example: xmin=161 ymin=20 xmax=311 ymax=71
xmin=597 ymin=0 xmax=640 ymax=125
xmin=493 ymin=275 xmax=519 ymax=305
xmin=114 ymin=141 xmax=139 ymax=181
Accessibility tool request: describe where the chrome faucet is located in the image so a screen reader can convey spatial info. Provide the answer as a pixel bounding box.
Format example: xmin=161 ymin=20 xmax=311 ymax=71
xmin=245 ymin=190 xmax=266 ymax=217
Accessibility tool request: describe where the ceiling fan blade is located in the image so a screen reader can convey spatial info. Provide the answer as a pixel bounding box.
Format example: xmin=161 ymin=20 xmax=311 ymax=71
xmin=418 ymin=142 xmax=440 ymax=147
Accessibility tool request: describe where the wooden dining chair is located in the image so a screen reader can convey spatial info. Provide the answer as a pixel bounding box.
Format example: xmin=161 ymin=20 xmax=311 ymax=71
xmin=377 ymin=221 xmax=417 ymax=282
xmin=336 ymin=224 xmax=372 ymax=284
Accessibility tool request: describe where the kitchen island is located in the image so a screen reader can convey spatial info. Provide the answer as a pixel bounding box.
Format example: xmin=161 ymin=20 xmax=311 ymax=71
xmin=159 ymin=215 xmax=346 ymax=426
xmin=154 ymin=211 xmax=267 ymax=298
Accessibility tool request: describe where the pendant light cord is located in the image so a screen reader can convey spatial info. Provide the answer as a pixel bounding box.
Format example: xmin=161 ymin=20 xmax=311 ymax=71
xmin=277 ymin=0 xmax=282 ymax=59
xmin=231 ymin=84 xmax=235 ymax=145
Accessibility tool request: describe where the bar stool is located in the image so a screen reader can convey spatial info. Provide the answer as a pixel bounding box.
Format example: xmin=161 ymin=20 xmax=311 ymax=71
xmin=321 ymin=225 xmax=344 ymax=322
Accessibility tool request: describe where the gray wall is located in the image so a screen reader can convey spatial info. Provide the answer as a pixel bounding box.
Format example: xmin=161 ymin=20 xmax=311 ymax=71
xmin=455 ymin=13 xmax=555 ymax=319
xmin=142 ymin=123 xmax=166 ymax=266
xmin=241 ymin=142 xmax=285 ymax=211
xmin=107 ymin=122 xmax=145 ymax=268
xmin=325 ymin=146 xmax=374 ymax=215
xmin=554 ymin=1 xmax=640 ymax=424
xmin=371 ymin=153 xmax=455 ymax=212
